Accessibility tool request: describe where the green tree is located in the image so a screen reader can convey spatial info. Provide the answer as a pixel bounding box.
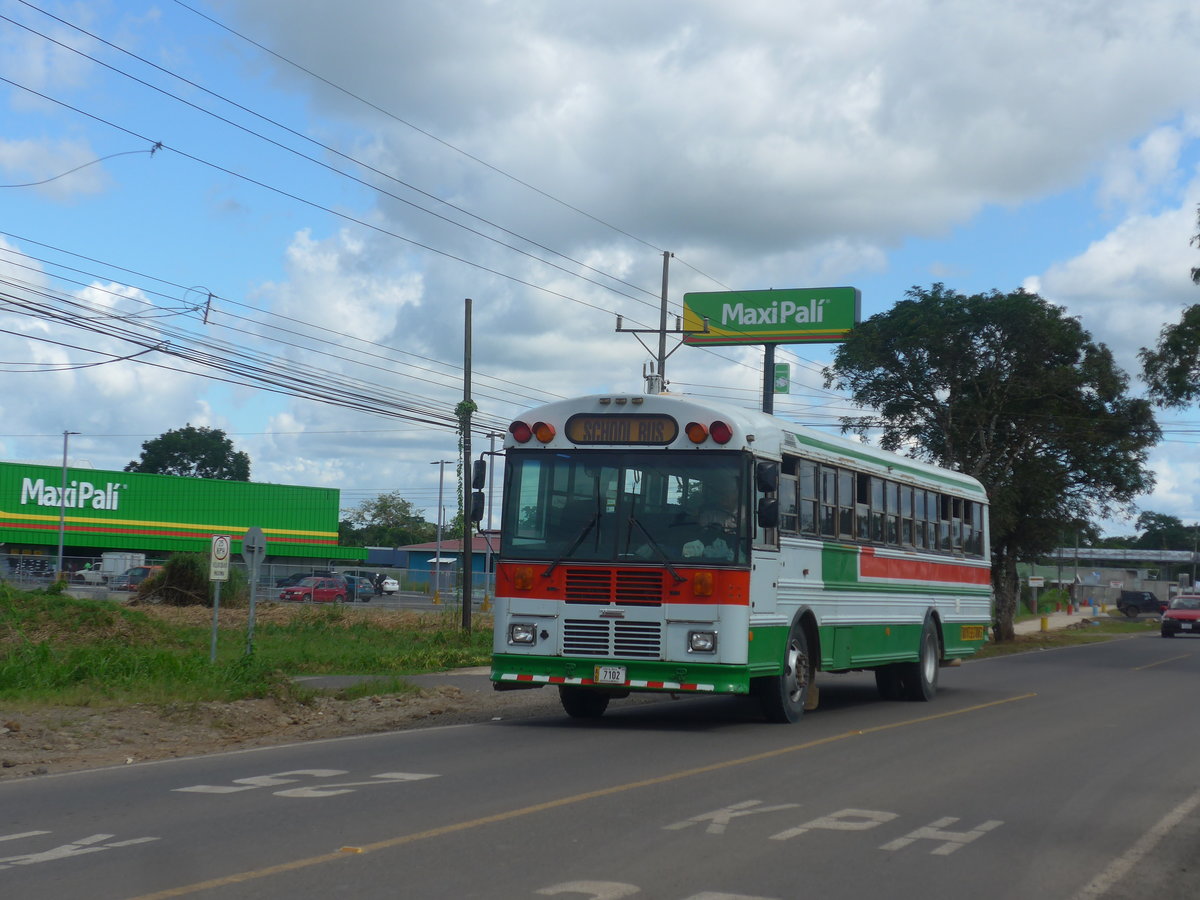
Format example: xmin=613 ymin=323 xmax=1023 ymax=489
xmin=342 ymin=490 xmax=435 ymax=548
xmin=1192 ymin=203 xmax=1200 ymax=286
xmin=825 ymin=284 xmax=1160 ymax=640
xmin=1131 ymin=511 xmax=1199 ymax=551
xmin=1140 ymin=205 xmax=1200 ymax=401
xmin=125 ymin=425 xmax=250 ymax=480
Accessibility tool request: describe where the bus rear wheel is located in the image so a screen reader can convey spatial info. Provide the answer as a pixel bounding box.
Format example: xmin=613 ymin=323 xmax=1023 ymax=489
xmin=756 ymin=620 xmax=814 ymax=723
xmin=899 ymin=618 xmax=940 ymax=702
xmin=559 ymin=686 xmax=610 ymax=719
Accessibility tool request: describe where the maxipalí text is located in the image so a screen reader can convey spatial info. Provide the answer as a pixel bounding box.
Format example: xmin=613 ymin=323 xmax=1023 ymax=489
xmin=20 ymin=478 xmax=125 ymax=510
xmin=721 ymin=297 xmax=829 ymax=326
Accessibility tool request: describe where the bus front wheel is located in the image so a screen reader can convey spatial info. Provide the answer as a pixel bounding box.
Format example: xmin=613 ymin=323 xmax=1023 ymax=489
xmin=559 ymin=686 xmax=610 ymax=719
xmin=755 ymin=620 xmax=814 ymax=723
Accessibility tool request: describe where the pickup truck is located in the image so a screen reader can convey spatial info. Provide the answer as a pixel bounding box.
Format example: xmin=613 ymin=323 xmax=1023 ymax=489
xmin=73 ymin=567 xmax=107 ymax=585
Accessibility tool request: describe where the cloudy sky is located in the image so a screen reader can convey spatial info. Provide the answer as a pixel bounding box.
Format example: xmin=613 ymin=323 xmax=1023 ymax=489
xmin=2 ymin=0 xmax=1199 ymax=534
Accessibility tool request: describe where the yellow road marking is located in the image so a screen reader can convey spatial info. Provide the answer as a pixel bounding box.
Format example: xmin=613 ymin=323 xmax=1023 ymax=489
xmin=125 ymin=692 xmax=1036 ymax=900
xmin=1133 ymin=653 xmax=1192 ymax=671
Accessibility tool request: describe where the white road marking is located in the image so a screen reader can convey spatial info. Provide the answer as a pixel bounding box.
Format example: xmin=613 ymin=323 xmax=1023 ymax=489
xmin=1070 ymin=786 xmax=1200 ymax=899
xmin=0 ymin=833 xmax=158 ymax=869
xmin=664 ymin=800 xmax=802 ymax=835
xmin=174 ymin=769 xmax=346 ymax=793
xmin=0 ymin=831 xmax=50 ymax=843
xmin=879 ymin=816 xmax=1003 ymax=855
xmin=273 ymin=772 xmax=438 ymax=798
xmin=770 ymin=808 xmax=897 ymax=841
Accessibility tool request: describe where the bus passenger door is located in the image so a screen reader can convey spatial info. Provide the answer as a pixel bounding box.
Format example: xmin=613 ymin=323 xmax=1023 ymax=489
xmin=752 ymin=460 xmax=781 ymax=614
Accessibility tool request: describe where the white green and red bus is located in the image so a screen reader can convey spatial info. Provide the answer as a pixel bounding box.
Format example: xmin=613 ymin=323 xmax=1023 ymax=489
xmin=490 ymin=391 xmax=991 ymax=722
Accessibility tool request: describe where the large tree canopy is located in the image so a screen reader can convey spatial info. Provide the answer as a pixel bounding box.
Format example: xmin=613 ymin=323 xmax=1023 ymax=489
xmin=1139 ymin=205 xmax=1200 ymax=404
xmin=825 ymin=284 xmax=1160 ymax=640
xmin=340 ymin=490 xmax=436 ymax=548
xmin=125 ymin=425 xmax=251 ymax=481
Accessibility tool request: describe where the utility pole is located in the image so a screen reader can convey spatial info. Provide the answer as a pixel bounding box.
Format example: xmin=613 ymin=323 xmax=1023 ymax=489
xmin=615 ymin=250 xmax=708 ymax=392
xmin=56 ymin=430 xmax=79 ymax=579
xmin=656 ymin=250 xmax=670 ymax=389
xmin=430 ymin=458 xmax=453 ymax=600
xmin=460 ymin=297 xmax=474 ymax=633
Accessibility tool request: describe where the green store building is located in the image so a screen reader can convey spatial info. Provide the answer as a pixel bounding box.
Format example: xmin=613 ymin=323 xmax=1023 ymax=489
xmin=0 ymin=460 xmax=365 ymax=575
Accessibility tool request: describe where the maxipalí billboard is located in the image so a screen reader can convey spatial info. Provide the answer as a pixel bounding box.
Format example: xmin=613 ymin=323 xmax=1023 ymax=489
xmin=0 ymin=461 xmax=361 ymax=560
xmin=682 ymin=286 xmax=861 ymax=345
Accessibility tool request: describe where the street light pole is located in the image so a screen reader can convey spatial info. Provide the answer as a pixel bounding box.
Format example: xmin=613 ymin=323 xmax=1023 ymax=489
xmin=56 ymin=430 xmax=80 ymax=579
xmin=430 ymin=459 xmax=453 ymax=597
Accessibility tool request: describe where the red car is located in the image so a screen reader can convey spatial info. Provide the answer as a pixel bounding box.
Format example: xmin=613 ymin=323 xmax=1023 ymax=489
xmin=1161 ymin=594 xmax=1200 ymax=637
xmin=278 ymin=576 xmax=347 ymax=604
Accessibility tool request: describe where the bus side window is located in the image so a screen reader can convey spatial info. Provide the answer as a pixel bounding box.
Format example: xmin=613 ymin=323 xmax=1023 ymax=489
xmin=779 ymin=474 xmax=799 ymax=533
xmin=838 ymin=469 xmax=855 ymax=539
xmin=856 ymin=472 xmax=871 ymax=541
xmin=913 ymin=489 xmax=926 ymax=549
xmin=885 ymin=480 xmax=899 ymax=545
xmin=819 ymin=466 xmax=837 ymax=537
xmin=900 ymin=485 xmax=914 ymax=546
xmin=799 ymin=460 xmax=818 ymax=535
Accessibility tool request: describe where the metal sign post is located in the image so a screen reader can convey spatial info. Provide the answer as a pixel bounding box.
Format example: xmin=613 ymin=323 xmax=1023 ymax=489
xmin=209 ymin=534 xmax=231 ymax=663
xmin=241 ymin=527 xmax=267 ymax=656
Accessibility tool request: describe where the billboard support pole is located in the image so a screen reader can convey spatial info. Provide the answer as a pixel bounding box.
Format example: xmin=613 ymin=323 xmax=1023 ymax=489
xmin=762 ymin=344 xmax=775 ymax=415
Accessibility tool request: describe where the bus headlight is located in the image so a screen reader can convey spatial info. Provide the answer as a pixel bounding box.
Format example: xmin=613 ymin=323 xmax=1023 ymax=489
xmin=508 ymin=623 xmax=537 ymax=645
xmin=688 ymin=630 xmax=717 ymax=653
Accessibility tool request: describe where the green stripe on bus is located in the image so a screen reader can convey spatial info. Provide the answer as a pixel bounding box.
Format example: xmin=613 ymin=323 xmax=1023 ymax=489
xmin=785 ymin=431 xmax=986 ymax=495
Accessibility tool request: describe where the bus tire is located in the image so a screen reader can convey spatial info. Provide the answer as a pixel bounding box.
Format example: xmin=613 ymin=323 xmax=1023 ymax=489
xmin=874 ymin=665 xmax=905 ymax=701
xmin=756 ymin=619 xmax=814 ymax=723
xmin=900 ymin=617 xmax=940 ymax=702
xmin=559 ymin=686 xmax=610 ymax=719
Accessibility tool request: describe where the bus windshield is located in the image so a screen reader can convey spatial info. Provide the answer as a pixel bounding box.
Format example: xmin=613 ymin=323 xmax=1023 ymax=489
xmin=500 ymin=450 xmax=749 ymax=566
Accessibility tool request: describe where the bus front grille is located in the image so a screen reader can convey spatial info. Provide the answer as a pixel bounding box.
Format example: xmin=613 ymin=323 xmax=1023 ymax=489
xmin=564 ymin=568 xmax=664 ymax=606
xmin=563 ymin=619 xmax=662 ymax=658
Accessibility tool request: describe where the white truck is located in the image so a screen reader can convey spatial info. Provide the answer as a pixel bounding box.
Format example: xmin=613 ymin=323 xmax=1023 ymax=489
xmin=74 ymin=552 xmax=146 ymax=585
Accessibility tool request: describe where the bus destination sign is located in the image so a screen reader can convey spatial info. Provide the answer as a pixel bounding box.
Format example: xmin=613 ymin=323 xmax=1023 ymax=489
xmin=565 ymin=414 xmax=678 ymax=445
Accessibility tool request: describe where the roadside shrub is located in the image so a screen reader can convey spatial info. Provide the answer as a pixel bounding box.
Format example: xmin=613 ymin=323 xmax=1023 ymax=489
xmin=138 ymin=553 xmax=208 ymax=606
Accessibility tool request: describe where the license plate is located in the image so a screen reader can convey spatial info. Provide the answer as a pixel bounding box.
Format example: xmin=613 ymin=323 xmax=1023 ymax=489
xmin=594 ymin=665 xmax=626 ymax=684
xmin=1183 ymin=623 xmax=1193 ymax=631
xmin=960 ymin=625 xmax=986 ymax=641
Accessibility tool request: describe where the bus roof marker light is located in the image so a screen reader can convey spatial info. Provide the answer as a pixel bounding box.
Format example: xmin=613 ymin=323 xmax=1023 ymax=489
xmin=685 ymin=422 xmax=709 ymax=444
xmin=532 ymin=421 xmax=556 ymax=442
xmin=710 ymin=421 xmax=734 ymax=444
xmin=509 ymin=421 xmax=532 ymax=444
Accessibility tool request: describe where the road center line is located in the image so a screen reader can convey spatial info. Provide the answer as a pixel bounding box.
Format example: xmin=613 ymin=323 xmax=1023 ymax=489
xmin=124 ymin=692 xmax=1036 ymax=900
xmin=1132 ymin=653 xmax=1191 ymax=671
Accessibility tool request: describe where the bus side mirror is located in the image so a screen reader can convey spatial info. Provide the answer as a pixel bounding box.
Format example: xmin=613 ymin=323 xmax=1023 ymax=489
xmin=470 ymin=491 xmax=485 ymax=524
xmin=756 ymin=461 xmax=779 ymax=493
xmin=472 ymin=459 xmax=487 ymax=489
xmin=757 ymin=497 xmax=779 ymax=529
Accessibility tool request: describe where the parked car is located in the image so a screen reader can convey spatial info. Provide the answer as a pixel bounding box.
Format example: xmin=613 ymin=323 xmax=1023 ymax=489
xmin=1161 ymin=594 xmax=1200 ymax=637
xmin=275 ymin=570 xmax=332 ymax=588
xmin=343 ymin=575 xmax=375 ymax=603
xmin=1116 ymin=590 xmax=1167 ymax=618
xmin=337 ymin=568 xmax=381 ymax=581
xmin=109 ymin=565 xmax=163 ymax=591
xmin=378 ymin=575 xmax=399 ymax=596
xmin=278 ymin=576 xmax=347 ymax=604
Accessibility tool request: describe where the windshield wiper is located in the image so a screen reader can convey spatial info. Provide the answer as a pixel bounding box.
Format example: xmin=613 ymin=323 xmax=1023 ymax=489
xmin=542 ymin=511 xmax=600 ymax=577
xmin=627 ymin=516 xmax=686 ymax=583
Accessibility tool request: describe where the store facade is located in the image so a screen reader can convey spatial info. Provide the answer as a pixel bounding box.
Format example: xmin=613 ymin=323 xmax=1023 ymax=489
xmin=0 ymin=460 xmax=364 ymax=574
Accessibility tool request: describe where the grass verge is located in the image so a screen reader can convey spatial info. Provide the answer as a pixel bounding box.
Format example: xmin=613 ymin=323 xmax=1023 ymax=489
xmin=1 ymin=583 xmax=491 ymax=707
xmin=973 ymin=616 xmax=1156 ymax=659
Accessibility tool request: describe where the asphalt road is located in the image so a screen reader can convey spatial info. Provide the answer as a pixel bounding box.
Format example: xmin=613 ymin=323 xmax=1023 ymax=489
xmin=2 ymin=632 xmax=1197 ymax=900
